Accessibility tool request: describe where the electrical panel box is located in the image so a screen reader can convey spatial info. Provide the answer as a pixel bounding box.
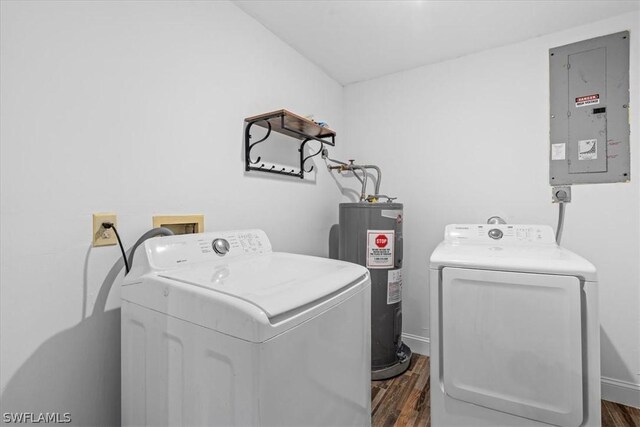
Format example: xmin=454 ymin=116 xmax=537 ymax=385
xmin=549 ymin=31 xmax=630 ymax=185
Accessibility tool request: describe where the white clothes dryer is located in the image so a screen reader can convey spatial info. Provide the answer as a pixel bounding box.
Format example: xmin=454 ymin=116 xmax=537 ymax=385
xmin=430 ymin=224 xmax=600 ymax=427
xmin=122 ymin=229 xmax=371 ymax=426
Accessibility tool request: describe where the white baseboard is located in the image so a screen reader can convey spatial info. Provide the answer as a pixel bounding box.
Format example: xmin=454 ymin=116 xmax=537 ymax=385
xmin=401 ymin=333 xmax=430 ymax=356
xmin=602 ymin=376 xmax=640 ymax=409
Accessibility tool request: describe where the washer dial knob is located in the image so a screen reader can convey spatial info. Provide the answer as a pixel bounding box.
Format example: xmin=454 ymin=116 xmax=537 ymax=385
xmin=488 ymin=229 xmax=503 ymax=240
xmin=212 ymin=238 xmax=230 ymax=256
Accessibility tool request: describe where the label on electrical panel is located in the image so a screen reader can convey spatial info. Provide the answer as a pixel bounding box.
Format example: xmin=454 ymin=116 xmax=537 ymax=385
xmin=575 ymin=94 xmax=599 ymax=107
xmin=578 ymin=139 xmax=597 ymax=160
xmin=551 ymin=143 xmax=566 ymax=160
xmin=366 ymin=230 xmax=394 ymax=269
xmin=387 ymin=269 xmax=402 ymax=304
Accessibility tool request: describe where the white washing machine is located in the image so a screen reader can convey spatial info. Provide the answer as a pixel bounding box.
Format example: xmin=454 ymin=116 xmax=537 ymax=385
xmin=429 ymin=224 xmax=600 ymax=427
xmin=121 ymin=229 xmax=371 ymax=426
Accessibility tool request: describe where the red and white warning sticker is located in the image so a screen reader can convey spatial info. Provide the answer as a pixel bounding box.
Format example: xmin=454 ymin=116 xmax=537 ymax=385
xmin=366 ymin=230 xmax=394 ymax=269
xmin=575 ymin=94 xmax=599 ymax=107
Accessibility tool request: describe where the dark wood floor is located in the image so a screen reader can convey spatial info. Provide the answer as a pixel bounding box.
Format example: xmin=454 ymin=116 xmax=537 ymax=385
xmin=372 ymin=354 xmax=640 ymax=427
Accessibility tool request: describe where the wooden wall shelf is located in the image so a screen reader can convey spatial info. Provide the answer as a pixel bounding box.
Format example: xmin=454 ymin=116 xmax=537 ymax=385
xmin=244 ymin=109 xmax=336 ymax=179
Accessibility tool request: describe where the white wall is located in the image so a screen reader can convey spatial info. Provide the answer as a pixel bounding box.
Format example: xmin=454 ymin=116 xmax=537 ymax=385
xmin=0 ymin=1 xmax=345 ymax=424
xmin=344 ymin=11 xmax=640 ymax=406
xmin=2 ymin=2 xmax=639 ymax=421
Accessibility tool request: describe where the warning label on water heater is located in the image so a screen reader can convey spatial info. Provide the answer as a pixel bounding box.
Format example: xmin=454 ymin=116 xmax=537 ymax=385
xmin=366 ymin=230 xmax=394 ymax=269
xmin=387 ymin=269 xmax=402 ymax=304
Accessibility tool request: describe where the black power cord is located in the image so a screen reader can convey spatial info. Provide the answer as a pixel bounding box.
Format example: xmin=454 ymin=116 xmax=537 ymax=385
xmin=102 ymin=222 xmax=130 ymax=274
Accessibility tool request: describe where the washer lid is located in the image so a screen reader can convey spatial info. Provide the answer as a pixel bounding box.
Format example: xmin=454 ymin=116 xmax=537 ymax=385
xmin=159 ymin=252 xmax=367 ymax=318
xmin=430 ymin=224 xmax=596 ymax=281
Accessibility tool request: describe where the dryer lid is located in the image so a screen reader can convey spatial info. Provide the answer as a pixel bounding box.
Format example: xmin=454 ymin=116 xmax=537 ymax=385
xmin=430 ymin=224 xmax=597 ymax=281
xmin=159 ymin=252 xmax=367 ymax=318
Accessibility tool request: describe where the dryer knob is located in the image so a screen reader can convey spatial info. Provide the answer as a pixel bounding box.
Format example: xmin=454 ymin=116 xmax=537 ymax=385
xmin=488 ymin=229 xmax=503 ymax=240
xmin=212 ymin=238 xmax=230 ymax=256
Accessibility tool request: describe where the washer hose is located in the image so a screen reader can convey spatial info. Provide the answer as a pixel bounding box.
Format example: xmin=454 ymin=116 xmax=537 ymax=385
xmin=126 ymin=227 xmax=175 ymax=274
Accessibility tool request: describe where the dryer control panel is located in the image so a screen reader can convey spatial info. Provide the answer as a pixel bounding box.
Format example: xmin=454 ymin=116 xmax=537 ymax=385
xmin=144 ymin=229 xmax=272 ymax=270
xmin=444 ymin=224 xmax=556 ymax=245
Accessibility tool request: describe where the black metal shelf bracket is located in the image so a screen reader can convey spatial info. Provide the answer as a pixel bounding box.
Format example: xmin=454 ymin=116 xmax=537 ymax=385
xmin=300 ymin=138 xmax=324 ymax=173
xmin=245 ymin=119 xmax=271 ymax=165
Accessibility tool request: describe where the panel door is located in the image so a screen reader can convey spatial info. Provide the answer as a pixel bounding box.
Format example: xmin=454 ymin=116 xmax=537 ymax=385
xmin=568 ymin=47 xmax=607 ymax=174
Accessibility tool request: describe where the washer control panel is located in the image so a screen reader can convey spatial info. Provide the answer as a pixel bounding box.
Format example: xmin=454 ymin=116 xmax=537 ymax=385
xmin=146 ymin=229 xmax=272 ymax=269
xmin=445 ymin=224 xmax=556 ymax=244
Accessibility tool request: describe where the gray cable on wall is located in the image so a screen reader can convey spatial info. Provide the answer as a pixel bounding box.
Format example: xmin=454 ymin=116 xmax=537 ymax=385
xmin=90 ymin=227 xmax=175 ymax=317
xmin=556 ymin=203 xmax=565 ymax=245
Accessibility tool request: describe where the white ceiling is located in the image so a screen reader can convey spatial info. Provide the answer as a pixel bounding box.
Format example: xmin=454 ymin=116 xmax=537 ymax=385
xmin=234 ymin=0 xmax=639 ymax=85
